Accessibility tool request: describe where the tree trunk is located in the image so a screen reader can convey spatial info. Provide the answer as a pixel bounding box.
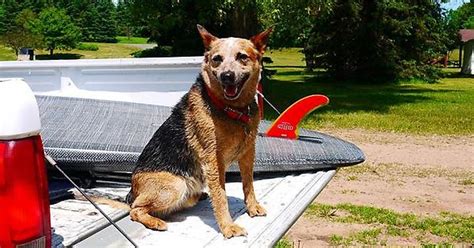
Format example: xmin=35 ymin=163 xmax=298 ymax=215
xmin=231 ymin=0 xmax=259 ymax=38
xmin=50 ymin=49 xmax=53 ymax=56
xmin=127 ymin=26 xmax=132 ymax=40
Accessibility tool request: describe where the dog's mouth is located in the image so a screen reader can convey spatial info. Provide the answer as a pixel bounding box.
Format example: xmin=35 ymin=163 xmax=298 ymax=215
xmin=223 ymin=84 xmax=240 ymax=99
xmin=222 ymin=74 xmax=249 ymax=100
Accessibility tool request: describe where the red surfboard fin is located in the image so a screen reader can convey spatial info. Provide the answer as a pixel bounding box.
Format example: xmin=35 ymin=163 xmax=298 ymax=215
xmin=265 ymin=95 xmax=329 ymax=139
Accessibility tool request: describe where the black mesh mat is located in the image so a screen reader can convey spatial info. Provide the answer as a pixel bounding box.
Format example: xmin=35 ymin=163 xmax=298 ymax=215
xmin=37 ymin=95 xmax=364 ymax=176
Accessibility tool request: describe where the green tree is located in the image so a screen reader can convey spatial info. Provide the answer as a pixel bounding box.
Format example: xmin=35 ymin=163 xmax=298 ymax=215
xmin=116 ymin=0 xmax=133 ymax=38
xmin=48 ymin=0 xmax=118 ymax=42
xmin=80 ymin=0 xmax=117 ymax=42
xmin=54 ymin=0 xmax=89 ymax=27
xmin=0 ymin=5 xmax=6 ymax=35
xmin=33 ymin=7 xmax=81 ymax=56
xmin=97 ymin=0 xmax=118 ymax=42
xmin=259 ymin=0 xmax=334 ymax=48
xmin=229 ymin=0 xmax=261 ymax=38
xmin=445 ymin=1 xmax=474 ymax=50
xmin=116 ymin=0 xmax=149 ymax=38
xmin=304 ymin=0 xmax=450 ymax=82
xmin=0 ymin=0 xmax=51 ymax=33
xmin=0 ymin=9 xmax=43 ymax=56
xmin=1 ymin=1 xmax=21 ymax=34
xmin=465 ymin=16 xmax=474 ymax=29
xmin=135 ymin=0 xmax=229 ymax=55
xmin=80 ymin=4 xmax=101 ymax=41
xmin=130 ymin=0 xmax=263 ymax=56
xmin=447 ymin=1 xmax=474 ymax=30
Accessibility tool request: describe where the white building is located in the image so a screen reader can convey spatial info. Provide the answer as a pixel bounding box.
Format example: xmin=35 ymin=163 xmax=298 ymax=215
xmin=459 ymin=29 xmax=474 ymax=75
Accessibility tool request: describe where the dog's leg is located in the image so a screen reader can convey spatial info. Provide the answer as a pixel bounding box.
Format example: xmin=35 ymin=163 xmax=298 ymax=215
xmin=239 ymin=148 xmax=267 ymax=217
xmin=130 ymin=206 xmax=168 ymax=231
xmin=181 ymin=193 xmax=203 ymax=209
xmin=185 ymin=101 xmax=246 ymax=238
xmin=129 ymin=172 xmax=188 ymax=231
xmin=206 ymin=159 xmax=247 ymax=238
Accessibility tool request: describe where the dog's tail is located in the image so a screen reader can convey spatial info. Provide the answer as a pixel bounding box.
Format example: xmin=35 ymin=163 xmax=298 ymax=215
xmin=89 ymin=197 xmax=131 ymax=210
xmin=72 ymin=189 xmax=131 ymax=211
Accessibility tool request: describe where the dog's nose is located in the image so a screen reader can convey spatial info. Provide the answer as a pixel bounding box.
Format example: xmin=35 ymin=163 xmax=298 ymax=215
xmin=220 ymin=71 xmax=235 ymax=85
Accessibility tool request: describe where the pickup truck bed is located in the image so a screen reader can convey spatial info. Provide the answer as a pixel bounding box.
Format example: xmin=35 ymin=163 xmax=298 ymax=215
xmin=51 ymin=171 xmax=335 ymax=247
xmin=1 ymin=58 xmax=364 ymax=247
xmin=38 ymin=93 xmax=360 ymax=247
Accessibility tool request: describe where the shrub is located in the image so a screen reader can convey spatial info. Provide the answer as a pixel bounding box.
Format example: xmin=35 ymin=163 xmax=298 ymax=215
xmin=77 ymin=43 xmax=99 ymax=51
xmin=132 ymin=46 xmax=172 ymax=58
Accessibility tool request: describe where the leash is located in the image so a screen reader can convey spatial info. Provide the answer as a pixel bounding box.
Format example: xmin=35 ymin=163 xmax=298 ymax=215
xmin=45 ymin=153 xmax=138 ymax=248
xmin=256 ymin=90 xmax=281 ymax=115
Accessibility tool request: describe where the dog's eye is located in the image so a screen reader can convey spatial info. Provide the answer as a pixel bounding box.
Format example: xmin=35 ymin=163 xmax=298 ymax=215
xmin=237 ymin=53 xmax=249 ymax=61
xmin=212 ymin=55 xmax=223 ymax=63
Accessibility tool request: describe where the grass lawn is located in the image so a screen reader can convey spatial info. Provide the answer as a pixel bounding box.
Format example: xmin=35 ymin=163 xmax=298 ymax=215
xmin=0 ymin=46 xmax=16 ymax=61
xmin=306 ymin=203 xmax=473 ymax=245
xmin=449 ymin=48 xmax=460 ymax=63
xmin=0 ymin=39 xmax=146 ymax=61
xmin=264 ymin=48 xmax=474 ymax=136
xmin=34 ymin=42 xmax=141 ymax=59
xmin=116 ymin=36 xmax=150 ymax=44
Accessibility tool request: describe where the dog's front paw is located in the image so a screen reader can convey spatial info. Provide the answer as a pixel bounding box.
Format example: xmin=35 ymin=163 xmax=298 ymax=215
xmin=222 ymin=223 xmax=247 ymax=239
xmin=247 ymin=203 xmax=267 ymax=217
xmin=137 ymin=217 xmax=167 ymax=231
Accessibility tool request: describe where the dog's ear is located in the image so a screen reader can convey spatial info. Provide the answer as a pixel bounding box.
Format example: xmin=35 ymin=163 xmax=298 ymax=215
xmin=197 ymin=24 xmax=218 ymax=50
xmin=250 ymin=27 xmax=273 ymax=54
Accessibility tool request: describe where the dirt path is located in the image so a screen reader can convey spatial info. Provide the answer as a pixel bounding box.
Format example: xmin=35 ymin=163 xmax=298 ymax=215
xmin=285 ymin=129 xmax=474 ymax=246
xmin=123 ymin=43 xmax=156 ymax=49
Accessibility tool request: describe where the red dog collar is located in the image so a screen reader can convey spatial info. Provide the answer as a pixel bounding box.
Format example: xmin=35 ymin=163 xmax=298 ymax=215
xmin=205 ymin=85 xmax=251 ymax=124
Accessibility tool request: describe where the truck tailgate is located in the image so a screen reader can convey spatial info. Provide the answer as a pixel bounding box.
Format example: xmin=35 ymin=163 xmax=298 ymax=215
xmin=51 ymin=171 xmax=335 ymax=247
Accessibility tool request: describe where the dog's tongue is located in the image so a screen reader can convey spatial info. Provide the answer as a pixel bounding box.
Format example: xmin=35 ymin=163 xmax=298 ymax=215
xmin=224 ymin=85 xmax=238 ymax=97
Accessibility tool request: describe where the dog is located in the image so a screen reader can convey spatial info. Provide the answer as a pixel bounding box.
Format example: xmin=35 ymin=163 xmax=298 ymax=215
xmin=126 ymin=25 xmax=272 ymax=238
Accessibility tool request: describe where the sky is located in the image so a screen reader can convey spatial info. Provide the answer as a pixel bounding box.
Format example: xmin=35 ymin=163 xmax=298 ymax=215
xmin=442 ymin=0 xmax=470 ymax=10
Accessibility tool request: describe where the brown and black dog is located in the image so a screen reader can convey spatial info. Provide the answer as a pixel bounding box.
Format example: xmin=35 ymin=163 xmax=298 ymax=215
xmin=125 ymin=25 xmax=272 ymax=238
